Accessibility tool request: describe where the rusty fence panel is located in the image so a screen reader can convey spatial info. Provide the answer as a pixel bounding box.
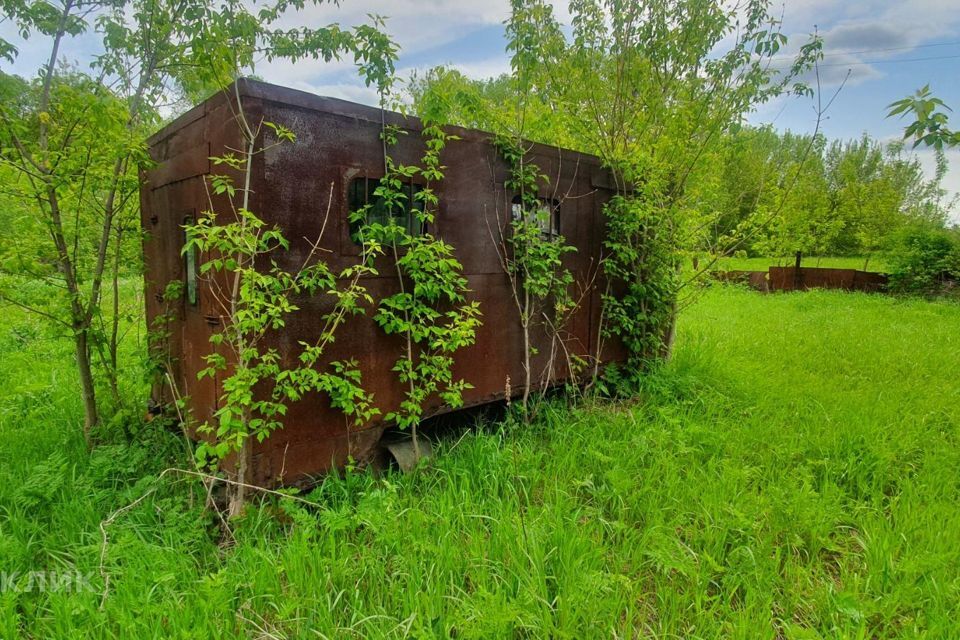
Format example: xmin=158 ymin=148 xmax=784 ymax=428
xmin=768 ymin=267 xmax=888 ymax=292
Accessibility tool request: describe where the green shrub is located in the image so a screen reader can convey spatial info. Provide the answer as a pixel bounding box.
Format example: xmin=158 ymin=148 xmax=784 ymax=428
xmin=886 ymin=226 xmax=960 ymax=296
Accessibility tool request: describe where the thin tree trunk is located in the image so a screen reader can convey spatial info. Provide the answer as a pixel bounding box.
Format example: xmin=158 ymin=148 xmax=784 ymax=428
xmin=394 ymin=239 xmax=418 ymax=458
xmin=46 ymin=186 xmax=99 ymax=440
xmin=404 ymin=311 xmax=419 ymax=461
xmin=589 ymin=280 xmax=610 ymax=386
xmin=660 ymin=262 xmax=682 ymax=361
xmin=109 ymin=226 xmax=123 ymax=394
xmin=659 ymin=303 xmax=678 ymax=361
xmin=521 ymin=288 xmax=531 ymax=419
xmin=74 ymin=328 xmax=98 ymax=442
xmin=37 ymin=0 xmax=100 ymax=438
xmin=38 ymin=1 xmax=73 ymax=153
xmin=228 ymin=437 xmax=249 ymax=518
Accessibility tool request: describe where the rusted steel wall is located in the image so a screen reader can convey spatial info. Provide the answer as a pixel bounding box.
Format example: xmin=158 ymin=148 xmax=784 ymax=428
xmin=141 ymin=80 xmax=626 ymax=485
xmin=768 ymin=267 xmax=888 ymax=292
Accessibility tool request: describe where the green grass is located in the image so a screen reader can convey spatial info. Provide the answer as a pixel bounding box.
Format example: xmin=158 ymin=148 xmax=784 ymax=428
xmin=1 ymin=286 xmax=958 ymax=638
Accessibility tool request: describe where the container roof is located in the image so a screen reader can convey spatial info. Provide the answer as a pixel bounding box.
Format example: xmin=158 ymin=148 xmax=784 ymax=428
xmin=149 ymin=78 xmax=609 ymax=169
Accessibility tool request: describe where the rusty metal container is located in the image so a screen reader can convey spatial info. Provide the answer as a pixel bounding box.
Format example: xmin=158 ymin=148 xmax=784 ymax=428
xmin=141 ymin=79 xmax=625 ymax=485
xmin=768 ymin=266 xmax=888 ymax=292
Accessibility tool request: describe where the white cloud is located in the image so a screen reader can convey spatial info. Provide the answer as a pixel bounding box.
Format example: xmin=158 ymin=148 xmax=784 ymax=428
xmin=754 ymin=0 xmax=960 ymax=90
xmin=823 ymin=23 xmax=911 ymax=50
xmin=271 ymin=0 xmax=509 ymax=54
xmin=285 ymin=80 xmax=381 ymax=105
xmin=778 ymin=0 xmax=960 ymax=35
xmin=256 ymin=0 xmax=572 ymax=94
xmin=789 ymin=1 xmax=958 ymax=51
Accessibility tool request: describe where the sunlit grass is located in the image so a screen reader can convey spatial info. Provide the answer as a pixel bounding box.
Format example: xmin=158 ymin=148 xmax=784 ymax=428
xmin=1 ymin=285 xmax=958 ymax=637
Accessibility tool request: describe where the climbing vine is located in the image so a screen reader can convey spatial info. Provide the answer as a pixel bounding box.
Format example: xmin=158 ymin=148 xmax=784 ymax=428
xmin=494 ymin=137 xmax=578 ymax=415
xmin=352 ymin=118 xmax=481 ymax=455
xmin=601 ymin=187 xmax=681 ymax=374
xmin=186 ymin=115 xmax=379 ymax=516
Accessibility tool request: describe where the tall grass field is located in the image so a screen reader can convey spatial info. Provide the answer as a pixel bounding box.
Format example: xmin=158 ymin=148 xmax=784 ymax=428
xmin=1 ymin=286 xmax=958 ymax=638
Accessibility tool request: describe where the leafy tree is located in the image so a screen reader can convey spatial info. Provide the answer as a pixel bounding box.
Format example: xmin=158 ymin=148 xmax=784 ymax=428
xmin=886 ymin=227 xmax=960 ymax=296
xmin=711 ymin=128 xmax=835 ymax=265
xmin=685 ymin=127 xmax=950 ymax=266
xmin=501 ymin=0 xmax=821 ymax=367
xmin=494 ymin=137 xmax=577 ymax=415
xmin=0 ymin=67 xmax=149 ymax=439
xmin=408 ymin=69 xmax=517 ymax=137
xmin=0 ymin=0 xmax=398 ymax=442
xmin=888 ymin=85 xmax=960 ymax=151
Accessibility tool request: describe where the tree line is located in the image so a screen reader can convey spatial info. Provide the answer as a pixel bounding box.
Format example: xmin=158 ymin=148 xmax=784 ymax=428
xmin=409 ymin=67 xmax=956 ymax=272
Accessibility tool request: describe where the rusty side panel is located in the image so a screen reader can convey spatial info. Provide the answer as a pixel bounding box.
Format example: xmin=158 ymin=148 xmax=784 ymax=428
xmin=142 ymin=92 xmax=252 ymax=432
xmin=143 ymin=80 xmax=626 ymax=486
xmin=768 ymin=267 xmax=888 ymax=292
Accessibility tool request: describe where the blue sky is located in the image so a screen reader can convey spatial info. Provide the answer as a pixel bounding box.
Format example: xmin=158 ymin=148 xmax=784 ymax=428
xmin=3 ymin=0 xmax=959 ymax=217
